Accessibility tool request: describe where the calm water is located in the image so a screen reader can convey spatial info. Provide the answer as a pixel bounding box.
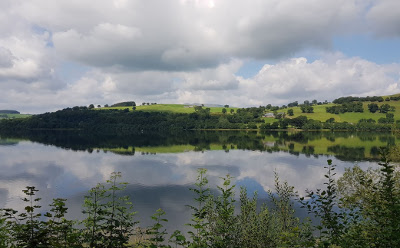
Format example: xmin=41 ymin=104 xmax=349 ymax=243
xmin=0 ymin=131 xmax=396 ymax=231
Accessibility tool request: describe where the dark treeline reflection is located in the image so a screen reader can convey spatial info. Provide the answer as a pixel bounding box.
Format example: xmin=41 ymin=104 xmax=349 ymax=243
xmin=0 ymin=130 xmax=397 ymax=161
xmin=0 ymin=130 xmax=266 ymax=152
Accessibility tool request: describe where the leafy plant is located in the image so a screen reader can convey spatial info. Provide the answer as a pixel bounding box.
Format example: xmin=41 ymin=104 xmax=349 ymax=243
xmin=104 ymin=172 xmax=138 ymax=247
xmin=300 ymin=160 xmax=350 ymax=247
xmin=2 ymin=186 xmax=49 ymax=247
xmin=82 ymin=172 xmax=137 ymax=248
xmin=44 ymin=198 xmax=81 ymax=247
xmin=168 ymin=230 xmax=187 ymax=248
xmin=208 ymin=174 xmax=236 ymax=247
xmin=146 ymin=208 xmax=169 ymax=248
xmin=82 ymin=183 xmax=108 ymax=247
xmin=360 ymin=149 xmax=400 ymax=247
xmin=186 ymin=168 xmax=211 ymax=247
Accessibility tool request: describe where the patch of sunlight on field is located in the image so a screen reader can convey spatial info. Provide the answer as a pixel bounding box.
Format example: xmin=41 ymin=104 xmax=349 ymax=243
xmin=286 ymin=101 xmax=400 ymax=123
xmin=99 ymin=104 xmax=239 ymax=114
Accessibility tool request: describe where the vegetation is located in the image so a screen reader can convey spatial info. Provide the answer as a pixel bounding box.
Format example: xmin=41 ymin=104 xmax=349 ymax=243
xmin=333 ymin=95 xmax=385 ymax=104
xmin=0 ymin=151 xmax=399 ymax=247
xmin=2 ymin=93 xmax=400 ymax=132
xmin=0 ymin=106 xmax=267 ymax=133
xmin=0 ymin=113 xmax=31 ymax=120
xmin=101 ymin=104 xmax=239 ymax=114
xmin=326 ymin=102 xmax=364 ymax=114
xmin=111 ymin=101 xmax=137 ymax=107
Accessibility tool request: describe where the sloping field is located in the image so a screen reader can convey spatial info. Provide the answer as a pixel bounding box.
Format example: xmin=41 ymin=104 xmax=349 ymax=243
xmin=0 ymin=114 xmax=31 ymax=119
xmin=101 ymin=104 xmax=238 ymax=114
xmin=280 ymin=101 xmax=400 ymax=123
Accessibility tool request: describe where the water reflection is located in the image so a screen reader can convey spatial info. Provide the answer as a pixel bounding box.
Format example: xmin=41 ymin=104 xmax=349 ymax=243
xmin=0 ymin=131 xmax=393 ymax=230
xmin=1 ymin=130 xmax=398 ymax=161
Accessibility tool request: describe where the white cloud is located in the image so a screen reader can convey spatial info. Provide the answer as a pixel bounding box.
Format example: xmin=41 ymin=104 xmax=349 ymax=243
xmin=2 ymin=56 xmax=399 ymax=113
xmin=178 ymin=59 xmax=242 ymax=90
xmin=0 ymin=34 xmax=53 ymax=81
xmin=238 ymin=55 xmax=400 ymax=105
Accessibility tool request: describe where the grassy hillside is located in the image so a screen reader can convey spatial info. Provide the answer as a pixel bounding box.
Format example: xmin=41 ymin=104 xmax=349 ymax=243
xmin=267 ymin=101 xmax=400 ymax=123
xmin=100 ymin=104 xmax=238 ymax=114
xmin=0 ymin=113 xmax=31 ymax=120
xmin=94 ymin=94 xmax=400 ymax=126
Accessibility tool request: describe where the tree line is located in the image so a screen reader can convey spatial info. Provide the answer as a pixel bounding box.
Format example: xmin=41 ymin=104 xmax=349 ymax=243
xmin=0 ymin=106 xmax=399 ymax=133
xmin=332 ymin=95 xmax=400 ymax=104
xmin=0 ymin=106 xmax=268 ymax=133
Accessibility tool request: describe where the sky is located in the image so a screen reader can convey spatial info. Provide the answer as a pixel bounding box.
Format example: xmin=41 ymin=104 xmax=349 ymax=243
xmin=1 ymin=0 xmax=400 ymax=114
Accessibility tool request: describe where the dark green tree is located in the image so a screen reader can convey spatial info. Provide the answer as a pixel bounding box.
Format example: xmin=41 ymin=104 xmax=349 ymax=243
xmin=380 ymin=104 xmax=391 ymax=113
xmin=368 ymin=103 xmax=379 ymax=113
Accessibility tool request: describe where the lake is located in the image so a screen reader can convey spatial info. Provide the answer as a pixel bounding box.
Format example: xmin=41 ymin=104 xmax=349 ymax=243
xmin=0 ymin=130 xmax=396 ymax=232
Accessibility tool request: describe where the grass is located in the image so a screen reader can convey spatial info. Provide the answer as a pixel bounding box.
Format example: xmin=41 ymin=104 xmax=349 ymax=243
xmin=98 ymin=104 xmax=238 ymax=114
xmin=0 ymin=114 xmax=31 ymax=119
xmin=279 ymin=101 xmax=400 ymax=123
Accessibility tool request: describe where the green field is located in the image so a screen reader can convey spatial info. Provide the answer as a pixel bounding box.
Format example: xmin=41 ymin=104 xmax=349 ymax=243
xmin=100 ymin=104 xmax=238 ymax=114
xmin=0 ymin=114 xmax=31 ymax=120
xmin=265 ymin=101 xmax=400 ymax=123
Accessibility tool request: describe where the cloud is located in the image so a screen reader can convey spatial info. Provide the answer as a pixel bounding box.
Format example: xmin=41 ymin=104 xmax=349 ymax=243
xmin=367 ymin=0 xmax=400 ymax=37
xmin=0 ymin=47 xmax=14 ymax=67
xmin=0 ymin=34 xmax=53 ymax=81
xmin=2 ymin=55 xmax=399 ymax=113
xmin=169 ymin=55 xmax=400 ymax=107
xmin=243 ymin=55 xmax=400 ymax=104
xmin=178 ymin=59 xmax=242 ymax=90
xmin=13 ymin=0 xmax=369 ymax=70
xmin=0 ymin=0 xmax=399 ymax=113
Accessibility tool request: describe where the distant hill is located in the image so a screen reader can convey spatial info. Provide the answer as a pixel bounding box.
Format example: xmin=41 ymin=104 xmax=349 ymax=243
xmin=0 ymin=110 xmax=20 ymax=114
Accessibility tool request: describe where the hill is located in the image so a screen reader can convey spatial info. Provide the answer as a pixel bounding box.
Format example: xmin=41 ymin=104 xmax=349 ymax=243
xmin=1 ymin=93 xmax=400 ymax=132
xmin=0 ymin=110 xmax=20 ymax=114
xmin=0 ymin=110 xmax=31 ymax=120
xmin=100 ymin=104 xmax=238 ymax=114
xmin=282 ymin=101 xmax=400 ymax=123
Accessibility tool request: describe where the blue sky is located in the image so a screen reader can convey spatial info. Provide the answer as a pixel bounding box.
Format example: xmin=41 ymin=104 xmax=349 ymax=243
xmin=0 ymin=0 xmax=400 ymax=113
xmin=334 ymin=35 xmax=400 ymax=64
xmin=237 ymin=34 xmax=400 ymax=78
